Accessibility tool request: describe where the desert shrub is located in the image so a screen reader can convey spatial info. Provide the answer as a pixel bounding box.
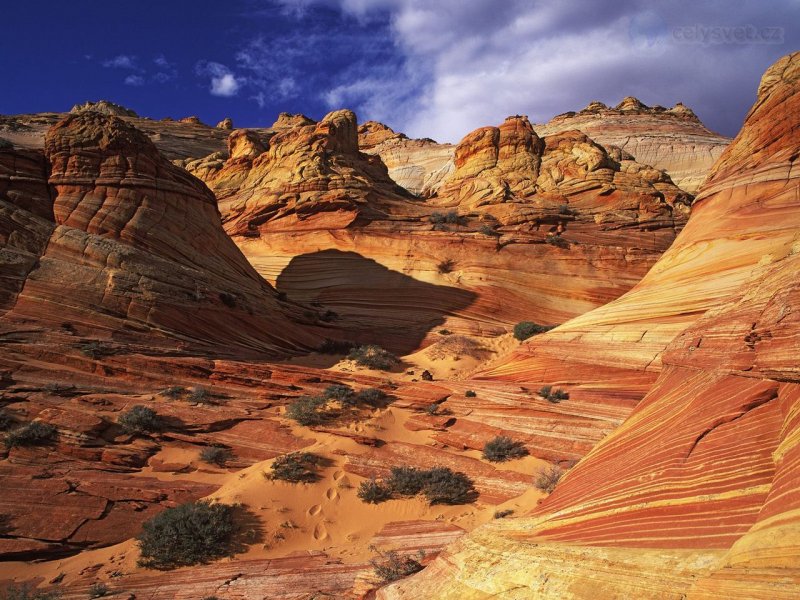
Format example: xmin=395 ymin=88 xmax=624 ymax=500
xmin=347 ymin=345 xmax=398 ymax=371
xmin=137 ymin=500 xmax=236 ymax=569
xmin=357 ymin=479 xmax=392 ymax=504
xmin=465 ymin=390 xmax=477 ymax=398
xmin=160 ymin=386 xmax=185 ymax=399
xmin=3 ymin=421 xmax=57 ymax=449
xmin=513 ymin=322 xmax=554 ymax=341
xmin=557 ymin=204 xmax=572 ymax=215
xmin=421 ymin=467 xmax=476 ymax=505
xmin=494 ymin=509 xmax=514 ymax=519
xmin=544 ymin=235 xmax=569 ymax=248
xmin=319 ymin=309 xmax=338 ymax=322
xmin=285 ymin=395 xmax=332 ymax=426
xmin=356 ymin=387 xmax=388 ymax=406
xmin=482 ymin=436 xmax=528 ymax=462
xmin=479 ymin=224 xmax=502 ymax=237
xmin=188 ymin=386 xmax=213 ymax=404
xmin=424 ymin=403 xmax=441 ymax=416
xmin=429 ymin=210 xmax=464 ymax=225
xmin=386 ymin=466 xmax=428 ymax=496
xmin=436 ymin=258 xmax=455 ymax=274
xmin=0 ymin=409 xmax=12 ymax=430
xmin=200 ymin=446 xmax=231 ymax=466
xmin=323 ymin=384 xmax=355 ymax=404
xmin=370 ymin=547 xmax=425 ymax=584
xmin=538 ymin=386 xmax=569 ymax=403
xmin=87 ymin=583 xmax=108 ymax=598
xmin=534 ymin=465 xmax=564 ymax=494
xmin=118 ymin=405 xmax=161 ymax=434
xmin=437 ymin=329 xmax=451 ymax=335
xmin=0 ymin=585 xmax=61 ymax=600
xmin=318 ymin=338 xmax=356 ymax=355
xmin=269 ymin=452 xmax=323 ymax=483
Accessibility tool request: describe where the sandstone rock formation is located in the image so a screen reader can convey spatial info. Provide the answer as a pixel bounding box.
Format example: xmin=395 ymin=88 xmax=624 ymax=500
xmin=535 ymin=97 xmax=731 ymax=193
xmin=358 ymin=121 xmax=455 ymax=195
xmin=1 ymin=111 xmax=315 ymax=358
xmin=186 ymin=110 xmax=689 ymax=356
xmin=216 ymin=117 xmax=233 ymax=129
xmin=70 ymin=100 xmax=138 ymax=118
xmin=381 ymin=51 xmax=800 ymax=600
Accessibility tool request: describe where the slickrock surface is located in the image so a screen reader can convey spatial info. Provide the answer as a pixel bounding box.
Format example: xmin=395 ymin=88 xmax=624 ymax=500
xmin=381 ymin=51 xmax=800 ymax=600
xmin=535 ymin=97 xmax=731 ymax=193
xmin=188 ymin=110 xmax=688 ymax=354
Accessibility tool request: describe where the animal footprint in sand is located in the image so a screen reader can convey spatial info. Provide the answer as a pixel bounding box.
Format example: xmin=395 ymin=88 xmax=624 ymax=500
xmin=308 ymin=504 xmax=322 ymax=516
xmin=333 ymin=470 xmax=345 ymax=481
xmin=313 ymin=522 xmax=328 ymax=541
xmin=326 ymin=487 xmax=339 ymax=501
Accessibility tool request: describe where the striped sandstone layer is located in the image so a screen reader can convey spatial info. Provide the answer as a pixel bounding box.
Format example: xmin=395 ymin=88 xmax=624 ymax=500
xmin=380 ymin=51 xmax=800 ymax=600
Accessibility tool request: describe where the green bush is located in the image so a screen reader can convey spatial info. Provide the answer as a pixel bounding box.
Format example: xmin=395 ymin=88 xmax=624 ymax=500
xmin=370 ymin=547 xmax=425 ymax=584
xmin=539 ymin=385 xmax=569 ymax=403
xmin=188 ymin=386 xmax=212 ymax=404
xmin=513 ymin=322 xmax=555 ymax=341
xmin=269 ymin=452 xmax=323 ymax=483
xmin=200 ymin=446 xmax=231 ymax=466
xmin=118 ymin=405 xmax=161 ymax=434
xmin=422 ymin=467 xmax=475 ymax=505
xmin=137 ymin=501 xmax=236 ymax=569
xmin=4 ymin=421 xmax=57 ymax=449
xmin=479 ymin=224 xmax=502 ymax=237
xmin=87 ymin=582 xmax=108 ymax=598
xmin=482 ymin=436 xmax=528 ymax=462
xmin=160 ymin=386 xmax=186 ymax=399
xmin=347 ymin=345 xmax=398 ymax=371
xmin=544 ymin=235 xmax=569 ymax=248
xmin=322 ymin=384 xmax=355 ymax=404
xmin=386 ymin=466 xmax=427 ymax=496
xmin=285 ymin=395 xmax=332 ymax=426
xmin=0 ymin=585 xmax=61 ymax=600
xmin=534 ymin=465 xmax=563 ymax=494
xmin=356 ymin=387 xmax=388 ymax=406
xmin=357 ymin=478 xmax=392 ymax=504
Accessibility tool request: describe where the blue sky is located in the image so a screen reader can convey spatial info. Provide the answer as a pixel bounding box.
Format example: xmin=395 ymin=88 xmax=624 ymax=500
xmin=2 ymin=1 xmax=798 ymax=142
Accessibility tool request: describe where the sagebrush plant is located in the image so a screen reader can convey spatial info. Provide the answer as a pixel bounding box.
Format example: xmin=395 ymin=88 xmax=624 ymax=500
xmin=285 ymin=395 xmax=332 ymax=426
xmin=137 ymin=501 xmax=236 ymax=569
xmin=188 ymin=386 xmax=212 ymax=404
xmin=118 ymin=405 xmax=161 ymax=434
xmin=357 ymin=478 xmax=392 ymax=504
xmin=3 ymin=421 xmax=57 ymax=449
xmin=534 ymin=465 xmax=564 ymax=494
xmin=479 ymin=224 xmax=502 ymax=237
xmin=87 ymin=582 xmax=108 ymax=598
xmin=0 ymin=585 xmax=61 ymax=600
xmin=482 ymin=436 xmax=529 ymax=462
xmin=370 ymin=546 xmax=425 ymax=584
xmin=322 ymin=384 xmax=355 ymax=404
xmin=160 ymin=386 xmax=185 ymax=399
xmin=513 ymin=321 xmax=555 ymax=341
xmin=200 ymin=446 xmax=231 ymax=466
xmin=269 ymin=452 xmax=324 ymax=483
xmin=0 ymin=409 xmax=13 ymax=431
xmin=493 ymin=509 xmax=514 ymax=519
xmin=347 ymin=345 xmax=398 ymax=371
xmin=355 ymin=387 xmax=388 ymax=406
xmin=358 ymin=466 xmax=476 ymax=506
xmin=538 ymin=385 xmax=569 ymax=403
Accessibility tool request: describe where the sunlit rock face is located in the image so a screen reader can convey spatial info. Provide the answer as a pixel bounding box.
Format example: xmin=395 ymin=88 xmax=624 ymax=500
xmin=535 ymin=97 xmax=731 ymax=194
xmin=1 ymin=111 xmax=316 ymax=358
xmin=381 ymin=51 xmax=800 ymax=600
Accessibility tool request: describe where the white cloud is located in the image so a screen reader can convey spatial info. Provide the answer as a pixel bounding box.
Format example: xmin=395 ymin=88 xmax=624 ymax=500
xmin=196 ymin=61 xmax=243 ymax=97
xmin=124 ymin=74 xmax=145 ymax=86
xmin=102 ymin=55 xmax=138 ymax=70
xmin=275 ymin=0 xmax=800 ymax=142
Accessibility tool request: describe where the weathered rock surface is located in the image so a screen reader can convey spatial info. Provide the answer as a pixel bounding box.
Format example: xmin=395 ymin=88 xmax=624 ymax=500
xmin=535 ymin=97 xmax=731 ymax=193
xmin=382 ymin=51 xmax=800 ymax=600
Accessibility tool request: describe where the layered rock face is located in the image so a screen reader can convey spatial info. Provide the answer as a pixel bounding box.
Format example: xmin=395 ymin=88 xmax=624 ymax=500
xmin=358 ymin=121 xmax=455 ymax=195
xmin=382 ymin=52 xmax=800 ymax=600
xmin=0 ymin=111 xmax=315 ymax=358
xmin=189 ymin=111 xmax=688 ymax=355
xmin=535 ymin=97 xmax=731 ymax=193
